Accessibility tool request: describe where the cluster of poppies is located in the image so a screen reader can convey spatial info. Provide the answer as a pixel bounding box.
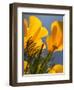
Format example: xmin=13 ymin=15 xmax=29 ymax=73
xmin=24 ymin=16 xmax=63 ymax=74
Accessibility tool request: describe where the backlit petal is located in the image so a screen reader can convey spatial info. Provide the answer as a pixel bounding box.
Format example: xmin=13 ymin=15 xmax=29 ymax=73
xmin=48 ymin=64 xmax=63 ymax=73
xmin=51 ymin=21 xmax=63 ymax=48
xmin=46 ymin=21 xmax=63 ymax=52
xmin=24 ymin=61 xmax=29 ymax=71
xmin=29 ymin=16 xmax=42 ymax=28
xmin=35 ymin=39 xmax=46 ymax=49
xmin=46 ymin=36 xmax=54 ymax=52
xmin=36 ymin=27 xmax=48 ymax=39
xmin=24 ymin=19 xmax=28 ymax=36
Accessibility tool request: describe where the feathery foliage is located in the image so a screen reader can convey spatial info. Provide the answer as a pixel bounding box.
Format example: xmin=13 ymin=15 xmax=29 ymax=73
xmin=24 ymin=37 xmax=52 ymax=74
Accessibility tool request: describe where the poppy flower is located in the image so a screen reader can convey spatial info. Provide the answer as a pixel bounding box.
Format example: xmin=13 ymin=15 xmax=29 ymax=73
xmin=46 ymin=21 xmax=63 ymax=52
xmin=24 ymin=16 xmax=48 ymax=50
xmin=48 ymin=64 xmax=63 ymax=73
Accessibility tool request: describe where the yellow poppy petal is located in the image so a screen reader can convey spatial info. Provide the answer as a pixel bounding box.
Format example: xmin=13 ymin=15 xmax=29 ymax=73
xmin=36 ymin=27 xmax=48 ymax=39
xmin=24 ymin=37 xmax=28 ymax=48
xmin=24 ymin=19 xmax=28 ymax=36
xmin=48 ymin=67 xmax=56 ymax=73
xmin=27 ymin=24 xmax=41 ymax=39
xmin=46 ymin=35 xmax=54 ymax=52
xmin=54 ymin=44 xmax=63 ymax=52
xmin=51 ymin=64 xmax=63 ymax=73
xmin=24 ymin=61 xmax=29 ymax=71
xmin=24 ymin=16 xmax=48 ymax=50
xmin=29 ymin=16 xmax=42 ymax=28
xmin=32 ymin=27 xmax=41 ymax=40
xmin=24 ymin=16 xmax=42 ymax=38
xmin=51 ymin=21 xmax=63 ymax=48
xmin=48 ymin=64 xmax=63 ymax=74
xmin=34 ymin=39 xmax=46 ymax=49
xmin=28 ymin=16 xmax=48 ymax=39
xmin=49 ymin=70 xmax=56 ymax=73
xmin=46 ymin=21 xmax=63 ymax=52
